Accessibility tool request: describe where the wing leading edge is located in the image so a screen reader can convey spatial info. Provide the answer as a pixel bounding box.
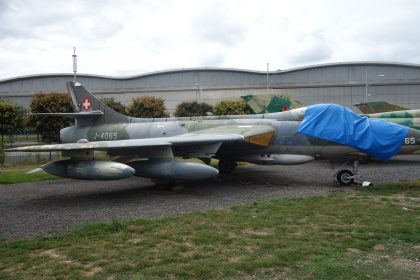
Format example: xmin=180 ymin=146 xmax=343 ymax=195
xmin=7 ymin=134 xmax=244 ymax=153
xmin=7 ymin=124 xmax=275 ymax=154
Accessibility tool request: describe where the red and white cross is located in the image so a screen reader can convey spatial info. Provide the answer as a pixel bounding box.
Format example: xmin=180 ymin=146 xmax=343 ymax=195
xmin=82 ymin=98 xmax=91 ymax=111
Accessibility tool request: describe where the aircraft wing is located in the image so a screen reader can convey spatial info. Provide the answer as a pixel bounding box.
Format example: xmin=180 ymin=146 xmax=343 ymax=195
xmin=6 ymin=134 xmax=244 ymax=152
xmin=7 ymin=124 xmax=275 ymax=158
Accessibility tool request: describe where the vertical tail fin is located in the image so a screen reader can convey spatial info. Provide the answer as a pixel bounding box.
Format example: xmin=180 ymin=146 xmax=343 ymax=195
xmin=67 ymin=81 xmax=129 ymax=125
xmin=355 ymin=101 xmax=409 ymax=114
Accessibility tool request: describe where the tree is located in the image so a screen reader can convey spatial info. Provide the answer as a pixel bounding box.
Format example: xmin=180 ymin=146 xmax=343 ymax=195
xmin=0 ymin=100 xmax=19 ymax=142
xmin=26 ymin=92 xmax=74 ymax=143
xmin=0 ymin=100 xmax=20 ymax=163
xmin=213 ymin=99 xmax=254 ymax=116
xmin=15 ymin=105 xmax=28 ymax=132
xmin=100 ymin=97 xmax=127 ymax=115
xmin=174 ymin=101 xmax=213 ymax=117
xmin=126 ymin=96 xmax=169 ymax=118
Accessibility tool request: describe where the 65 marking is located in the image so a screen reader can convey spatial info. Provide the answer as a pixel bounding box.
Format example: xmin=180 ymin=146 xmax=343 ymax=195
xmin=404 ymin=137 xmax=416 ymax=145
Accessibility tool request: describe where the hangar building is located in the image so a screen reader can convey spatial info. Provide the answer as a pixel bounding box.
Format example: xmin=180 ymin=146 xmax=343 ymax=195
xmin=0 ymin=61 xmax=419 ymax=114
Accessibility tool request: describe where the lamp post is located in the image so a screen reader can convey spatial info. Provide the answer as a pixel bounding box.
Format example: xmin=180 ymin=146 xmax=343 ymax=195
xmin=365 ymin=69 xmax=385 ymax=103
xmin=195 ymin=83 xmax=202 ymax=103
xmin=365 ymin=68 xmax=368 ymax=103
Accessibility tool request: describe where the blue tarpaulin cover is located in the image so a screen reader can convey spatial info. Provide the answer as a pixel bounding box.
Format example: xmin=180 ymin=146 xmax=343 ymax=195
xmin=297 ymin=104 xmax=409 ymax=160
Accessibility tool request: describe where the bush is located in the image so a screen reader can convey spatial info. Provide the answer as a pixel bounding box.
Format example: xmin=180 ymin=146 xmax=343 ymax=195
xmin=100 ymin=97 xmax=127 ymax=115
xmin=174 ymin=102 xmax=213 ymax=117
xmin=213 ymin=99 xmax=254 ymax=116
xmin=26 ymin=92 xmax=74 ymax=143
xmin=126 ymin=96 xmax=169 ymax=118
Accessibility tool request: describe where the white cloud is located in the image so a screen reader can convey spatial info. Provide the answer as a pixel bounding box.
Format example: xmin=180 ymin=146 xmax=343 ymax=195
xmin=1 ymin=0 xmax=420 ymax=79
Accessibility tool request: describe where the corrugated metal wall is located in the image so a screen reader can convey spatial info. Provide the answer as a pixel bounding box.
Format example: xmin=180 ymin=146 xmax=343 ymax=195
xmin=1 ymin=62 xmax=419 ymax=113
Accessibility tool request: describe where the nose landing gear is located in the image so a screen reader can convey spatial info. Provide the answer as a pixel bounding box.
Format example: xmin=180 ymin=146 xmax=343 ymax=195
xmin=334 ymin=160 xmax=371 ymax=186
xmin=336 ymin=169 xmax=355 ymax=185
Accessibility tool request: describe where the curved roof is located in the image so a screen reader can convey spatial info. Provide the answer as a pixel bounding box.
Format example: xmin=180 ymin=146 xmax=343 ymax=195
xmin=1 ymin=61 xmax=420 ymax=95
xmin=278 ymin=61 xmax=420 ymax=73
xmin=0 ymin=67 xmax=267 ymax=84
xmin=2 ymin=61 xmax=420 ymax=84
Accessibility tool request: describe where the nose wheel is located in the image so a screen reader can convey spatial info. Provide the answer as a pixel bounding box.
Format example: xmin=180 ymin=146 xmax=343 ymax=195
xmin=334 ymin=160 xmax=363 ymax=186
xmin=336 ymin=169 xmax=354 ymax=185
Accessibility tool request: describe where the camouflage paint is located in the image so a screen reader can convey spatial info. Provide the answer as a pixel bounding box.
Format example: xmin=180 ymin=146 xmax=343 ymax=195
xmin=366 ymin=109 xmax=420 ymax=130
xmin=241 ymin=94 xmax=304 ymax=113
xmin=355 ymin=102 xmax=409 ymax=114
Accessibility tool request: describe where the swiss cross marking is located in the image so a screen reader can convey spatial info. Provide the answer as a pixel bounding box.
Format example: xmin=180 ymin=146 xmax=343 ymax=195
xmin=82 ymin=98 xmax=91 ymax=111
xmin=282 ymin=105 xmax=289 ymax=111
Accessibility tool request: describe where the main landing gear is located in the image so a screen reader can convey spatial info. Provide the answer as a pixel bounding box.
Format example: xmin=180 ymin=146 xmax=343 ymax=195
xmin=218 ymin=158 xmax=237 ymax=174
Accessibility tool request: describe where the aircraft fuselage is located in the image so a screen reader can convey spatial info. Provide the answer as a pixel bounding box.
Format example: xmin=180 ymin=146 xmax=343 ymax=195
xmin=61 ymin=117 xmax=420 ymax=163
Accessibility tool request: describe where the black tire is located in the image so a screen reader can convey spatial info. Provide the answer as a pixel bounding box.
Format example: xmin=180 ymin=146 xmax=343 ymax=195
xmin=218 ymin=158 xmax=237 ymax=174
xmin=337 ymin=169 xmax=354 ymax=185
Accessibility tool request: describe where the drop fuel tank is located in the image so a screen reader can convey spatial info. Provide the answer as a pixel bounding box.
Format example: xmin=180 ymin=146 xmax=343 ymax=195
xmin=41 ymin=159 xmax=135 ymax=180
xmin=128 ymin=159 xmax=219 ymax=180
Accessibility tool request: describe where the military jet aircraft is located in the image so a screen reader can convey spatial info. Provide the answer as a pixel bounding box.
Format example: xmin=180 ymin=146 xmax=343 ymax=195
xmin=364 ymin=109 xmax=420 ymax=130
xmin=7 ymin=82 xmax=420 ymax=186
xmin=355 ymin=101 xmax=409 ymax=114
xmin=241 ymin=94 xmax=304 ymax=113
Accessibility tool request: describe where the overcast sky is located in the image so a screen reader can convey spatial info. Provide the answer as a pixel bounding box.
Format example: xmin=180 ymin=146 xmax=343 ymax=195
xmin=1 ymin=0 xmax=420 ymax=80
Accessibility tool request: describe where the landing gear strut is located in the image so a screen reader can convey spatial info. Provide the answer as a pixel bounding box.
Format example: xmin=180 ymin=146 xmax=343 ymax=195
xmin=218 ymin=158 xmax=237 ymax=174
xmin=334 ymin=160 xmax=362 ymax=186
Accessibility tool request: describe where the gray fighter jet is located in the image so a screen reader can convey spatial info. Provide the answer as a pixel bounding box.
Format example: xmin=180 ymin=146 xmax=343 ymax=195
xmin=7 ymin=82 xmax=420 ymax=186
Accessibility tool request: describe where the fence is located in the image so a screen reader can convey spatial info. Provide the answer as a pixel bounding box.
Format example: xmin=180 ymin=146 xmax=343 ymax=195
xmin=0 ymin=132 xmax=61 ymax=165
xmin=3 ymin=151 xmax=62 ymax=165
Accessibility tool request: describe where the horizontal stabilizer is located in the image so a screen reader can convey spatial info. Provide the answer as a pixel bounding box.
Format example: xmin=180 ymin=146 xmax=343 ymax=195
xmin=28 ymin=111 xmax=104 ymax=118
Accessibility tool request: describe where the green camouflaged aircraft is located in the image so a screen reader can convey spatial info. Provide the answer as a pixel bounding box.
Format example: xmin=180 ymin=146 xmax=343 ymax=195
xmin=7 ymin=82 xmax=420 ymax=186
xmin=356 ymin=101 xmax=420 ymax=130
xmin=241 ymin=94 xmax=304 ymax=113
xmin=365 ymin=109 xmax=420 ymax=131
xmin=355 ymin=101 xmax=409 ymax=114
xmin=245 ymin=97 xmax=420 ymax=131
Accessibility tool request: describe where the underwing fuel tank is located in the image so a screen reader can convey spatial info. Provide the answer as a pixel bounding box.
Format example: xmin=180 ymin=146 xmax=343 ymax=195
xmin=239 ymin=154 xmax=315 ymax=165
xmin=41 ymin=159 xmax=135 ymax=180
xmin=128 ymin=160 xmax=219 ymax=180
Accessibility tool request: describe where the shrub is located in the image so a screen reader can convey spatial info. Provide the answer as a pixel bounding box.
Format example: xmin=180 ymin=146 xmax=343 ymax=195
xmin=213 ymin=99 xmax=254 ymax=115
xmin=100 ymin=97 xmax=127 ymax=115
xmin=126 ymin=96 xmax=169 ymax=118
xmin=174 ymin=102 xmax=213 ymax=117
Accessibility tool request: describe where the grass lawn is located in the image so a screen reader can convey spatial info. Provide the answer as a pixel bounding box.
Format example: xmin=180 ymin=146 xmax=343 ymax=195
xmin=0 ymin=165 xmax=58 ymax=184
xmin=0 ymin=181 xmax=419 ymax=279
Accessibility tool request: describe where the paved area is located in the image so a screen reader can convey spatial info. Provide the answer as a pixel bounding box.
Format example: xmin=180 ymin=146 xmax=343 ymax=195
xmin=1 ymin=155 xmax=419 ymax=240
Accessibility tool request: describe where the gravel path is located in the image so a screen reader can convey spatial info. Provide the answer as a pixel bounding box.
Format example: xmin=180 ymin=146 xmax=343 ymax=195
xmin=1 ymin=155 xmax=419 ymax=240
